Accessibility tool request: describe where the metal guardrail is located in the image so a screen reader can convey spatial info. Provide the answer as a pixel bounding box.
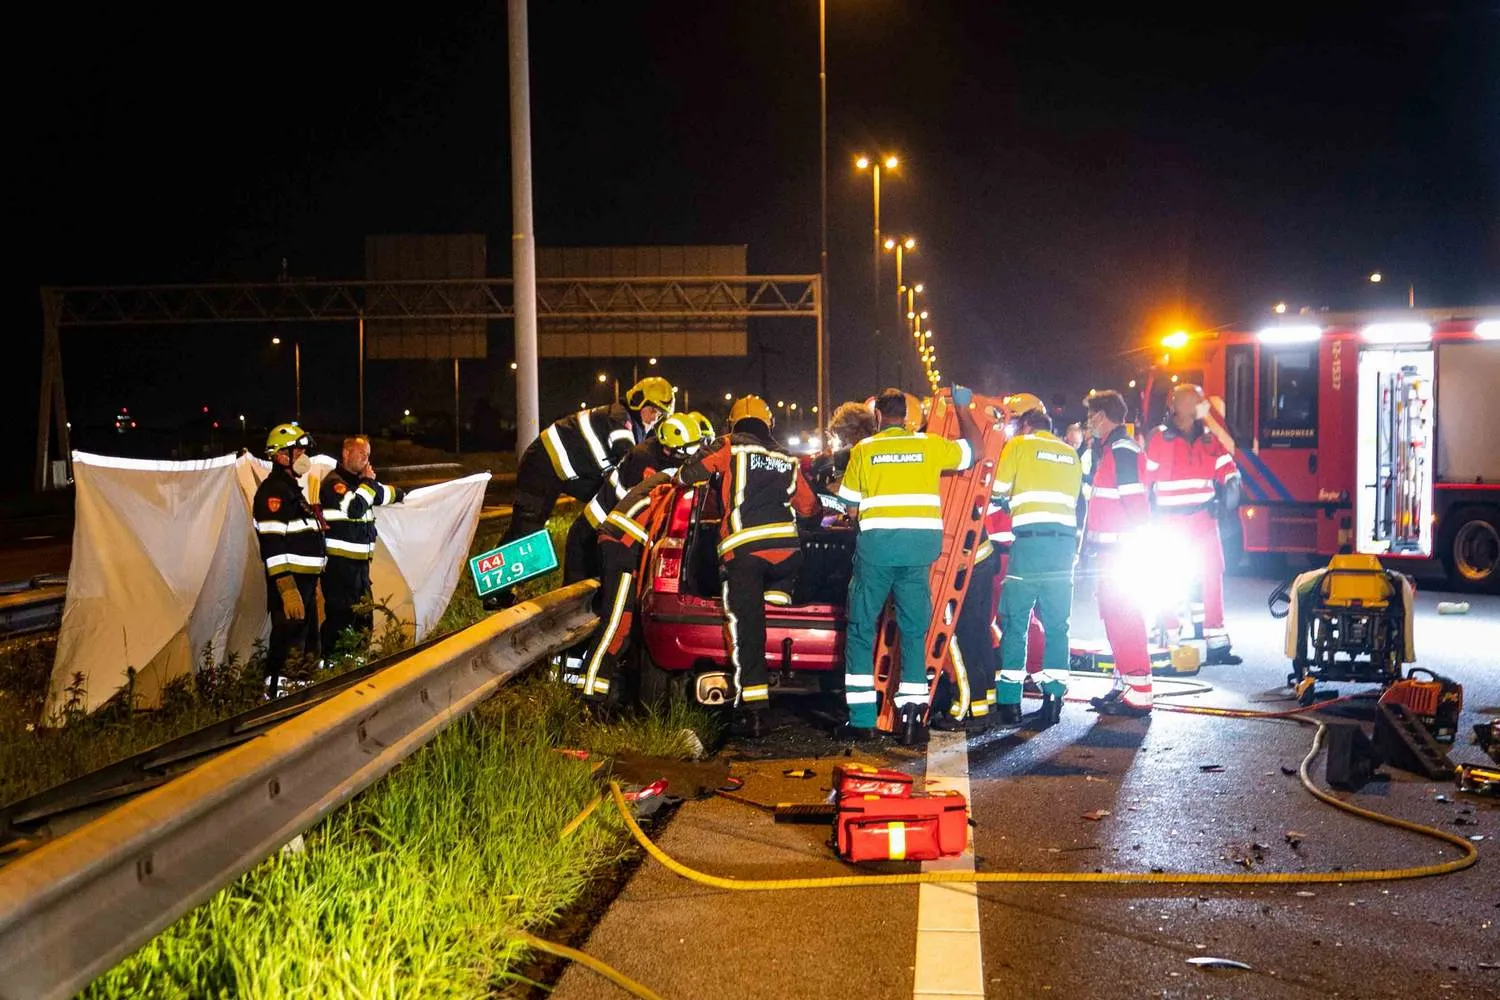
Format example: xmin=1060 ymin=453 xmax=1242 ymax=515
xmin=0 ymin=581 xmax=597 ymax=1000
xmin=0 ymin=581 xmax=66 ymax=639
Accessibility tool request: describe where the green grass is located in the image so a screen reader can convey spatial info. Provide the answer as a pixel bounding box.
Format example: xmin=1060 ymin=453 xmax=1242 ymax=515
xmin=83 ymin=678 xmax=711 ymax=999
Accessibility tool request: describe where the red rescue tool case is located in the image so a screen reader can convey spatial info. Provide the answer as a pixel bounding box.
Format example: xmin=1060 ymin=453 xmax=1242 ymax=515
xmin=835 ymin=790 xmax=969 ymax=862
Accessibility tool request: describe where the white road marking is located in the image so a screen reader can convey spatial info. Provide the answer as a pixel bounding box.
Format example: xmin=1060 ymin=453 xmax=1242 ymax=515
xmin=913 ymin=729 xmax=985 ymax=998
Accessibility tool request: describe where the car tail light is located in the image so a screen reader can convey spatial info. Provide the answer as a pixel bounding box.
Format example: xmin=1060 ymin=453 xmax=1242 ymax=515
xmin=654 ymin=538 xmax=683 ymax=593
xmin=668 ymin=488 xmax=696 ymax=536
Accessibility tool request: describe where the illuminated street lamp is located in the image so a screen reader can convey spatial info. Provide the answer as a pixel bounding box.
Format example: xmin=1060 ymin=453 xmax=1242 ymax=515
xmin=856 ymin=152 xmax=900 ymax=384
xmin=1369 ymin=271 xmax=1415 ymax=308
xmin=884 ymin=235 xmax=917 ymax=341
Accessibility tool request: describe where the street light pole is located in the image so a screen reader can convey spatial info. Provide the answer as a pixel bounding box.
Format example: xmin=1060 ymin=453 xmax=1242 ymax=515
xmin=856 ymin=154 xmax=898 ymax=388
xmin=509 ymin=0 xmax=540 ymax=458
xmin=817 ymin=0 xmax=830 ymax=441
xmin=294 ymin=340 xmax=302 ymax=423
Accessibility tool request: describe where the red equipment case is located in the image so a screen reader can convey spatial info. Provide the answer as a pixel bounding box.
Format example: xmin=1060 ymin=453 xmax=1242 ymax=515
xmin=835 ymin=790 xmax=969 ymax=862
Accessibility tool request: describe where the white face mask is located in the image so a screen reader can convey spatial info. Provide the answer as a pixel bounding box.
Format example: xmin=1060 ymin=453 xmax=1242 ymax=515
xmin=292 ymin=454 xmax=313 ymax=477
xmin=1194 ymin=400 xmax=1210 ymax=421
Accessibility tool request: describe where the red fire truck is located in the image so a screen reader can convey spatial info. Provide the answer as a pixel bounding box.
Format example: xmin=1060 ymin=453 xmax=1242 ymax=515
xmin=1141 ymin=307 xmax=1500 ymax=590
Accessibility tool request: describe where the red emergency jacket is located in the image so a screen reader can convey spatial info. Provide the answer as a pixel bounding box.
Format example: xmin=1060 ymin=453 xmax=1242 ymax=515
xmin=1081 ymin=425 xmax=1148 ymax=544
xmin=1143 ymin=421 xmax=1239 ymax=515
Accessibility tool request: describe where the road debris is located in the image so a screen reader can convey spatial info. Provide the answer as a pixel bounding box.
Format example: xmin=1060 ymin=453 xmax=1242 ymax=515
xmin=1285 ymin=831 xmax=1306 ymax=849
xmin=1199 ymin=764 xmax=1226 ymax=773
xmin=783 ymin=768 xmax=815 ymax=779
xmin=1082 ymin=809 xmax=1111 ymax=821
xmin=1186 ymin=957 xmax=1253 ymax=971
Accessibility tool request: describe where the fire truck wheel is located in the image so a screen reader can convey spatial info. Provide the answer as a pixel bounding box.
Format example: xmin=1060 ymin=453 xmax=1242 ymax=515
xmin=636 ymin=650 xmax=689 ymax=709
xmin=1444 ymin=507 xmax=1500 ymax=592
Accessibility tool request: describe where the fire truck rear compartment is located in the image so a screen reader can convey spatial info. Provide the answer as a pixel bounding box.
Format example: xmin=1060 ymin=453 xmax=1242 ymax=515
xmin=1355 ymin=348 xmax=1434 ymax=558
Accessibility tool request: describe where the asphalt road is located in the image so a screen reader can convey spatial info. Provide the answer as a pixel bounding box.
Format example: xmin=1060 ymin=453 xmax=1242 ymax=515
xmin=554 ymin=570 xmax=1499 ymax=1000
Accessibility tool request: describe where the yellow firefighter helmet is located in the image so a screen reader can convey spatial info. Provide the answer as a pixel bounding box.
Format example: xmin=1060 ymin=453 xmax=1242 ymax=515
xmin=264 ymin=422 xmax=313 ymax=456
xmin=729 ymin=394 xmax=774 ymax=428
xmin=625 ymin=376 xmax=676 ymax=414
xmin=656 ymin=413 xmax=704 ymax=452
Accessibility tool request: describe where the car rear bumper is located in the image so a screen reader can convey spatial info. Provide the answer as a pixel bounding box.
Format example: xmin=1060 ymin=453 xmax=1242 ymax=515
xmin=641 ymin=592 xmax=845 ymax=673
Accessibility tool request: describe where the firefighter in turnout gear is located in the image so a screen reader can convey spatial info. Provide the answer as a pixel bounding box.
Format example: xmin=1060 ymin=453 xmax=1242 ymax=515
xmin=565 ymin=412 xmax=705 ymax=586
xmin=992 ymin=393 xmax=1084 ymax=727
xmin=838 ymin=388 xmax=983 ymax=745
xmin=253 ymin=423 xmax=326 ymax=695
xmin=561 ymin=414 xmax=705 ymax=692
xmin=675 ymin=395 xmax=820 ymax=737
xmin=1144 ymin=383 xmax=1243 ymax=664
xmin=494 ymin=377 xmax=675 ymax=601
xmin=1079 ymin=391 xmax=1154 ymax=716
xmin=577 ymin=471 xmax=679 ymax=707
xmin=318 ymin=436 xmax=405 ymax=653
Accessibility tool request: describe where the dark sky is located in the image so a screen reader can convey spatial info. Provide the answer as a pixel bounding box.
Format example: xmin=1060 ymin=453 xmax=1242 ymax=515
xmin=13 ymin=1 xmax=1499 ymax=490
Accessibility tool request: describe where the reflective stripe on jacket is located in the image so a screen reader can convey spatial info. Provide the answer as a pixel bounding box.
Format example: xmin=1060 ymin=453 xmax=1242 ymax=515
xmin=1081 ymin=426 xmax=1148 ymax=544
xmin=676 ymin=433 xmax=819 ymax=560
xmin=1143 ymin=422 xmax=1239 ymax=514
xmin=540 ymin=403 xmax=641 ymax=482
xmin=838 ymin=427 xmax=972 ymax=565
xmin=319 ymin=465 xmax=404 ymax=561
xmin=992 ymin=431 xmax=1082 ymax=532
xmin=254 ymin=465 xmax=327 ymax=576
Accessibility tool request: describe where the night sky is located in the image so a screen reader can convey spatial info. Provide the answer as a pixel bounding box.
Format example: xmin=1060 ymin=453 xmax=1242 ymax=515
xmin=13 ymin=1 xmax=1499 ymax=492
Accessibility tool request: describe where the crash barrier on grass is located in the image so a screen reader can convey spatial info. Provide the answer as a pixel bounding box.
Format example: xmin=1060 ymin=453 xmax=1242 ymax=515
xmin=0 ymin=580 xmax=598 ymax=1000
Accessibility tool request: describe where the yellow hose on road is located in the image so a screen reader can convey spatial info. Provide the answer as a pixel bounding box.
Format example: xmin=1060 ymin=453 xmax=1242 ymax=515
xmin=607 ymin=711 xmax=1479 ymax=890
xmin=513 ymin=930 xmax=667 ymax=1000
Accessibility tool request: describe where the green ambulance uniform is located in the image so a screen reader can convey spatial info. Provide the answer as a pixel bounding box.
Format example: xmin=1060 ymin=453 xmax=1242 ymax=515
xmin=992 ymin=430 xmax=1083 ymax=707
xmin=837 ymin=427 xmax=974 ymax=728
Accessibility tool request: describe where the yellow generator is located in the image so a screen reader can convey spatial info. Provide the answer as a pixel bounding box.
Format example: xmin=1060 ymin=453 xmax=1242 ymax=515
xmin=1279 ymin=554 xmax=1415 ymax=700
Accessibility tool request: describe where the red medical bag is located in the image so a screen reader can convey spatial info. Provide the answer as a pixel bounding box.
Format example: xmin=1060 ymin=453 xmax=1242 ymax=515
xmin=834 ymin=790 xmax=968 ymax=862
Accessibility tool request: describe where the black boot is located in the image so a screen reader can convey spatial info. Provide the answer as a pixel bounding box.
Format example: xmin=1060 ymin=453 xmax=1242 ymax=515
xmin=930 ymin=712 xmax=967 ymax=732
xmin=733 ymin=707 xmax=767 ymax=739
xmin=901 ymin=706 xmax=929 ymax=747
xmin=995 ymin=703 xmax=1023 ymax=725
xmin=1094 ymin=699 xmax=1152 ymax=718
xmin=1036 ymin=694 xmax=1063 ymax=727
xmin=1089 ymin=688 xmax=1124 ymax=712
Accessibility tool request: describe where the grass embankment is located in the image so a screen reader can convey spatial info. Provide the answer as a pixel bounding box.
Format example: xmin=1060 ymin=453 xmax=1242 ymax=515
xmin=83 ymin=679 xmax=709 ymax=998
xmin=0 ymin=513 xmax=574 ymax=807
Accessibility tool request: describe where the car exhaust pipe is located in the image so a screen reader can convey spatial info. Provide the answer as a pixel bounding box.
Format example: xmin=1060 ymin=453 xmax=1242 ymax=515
xmin=695 ymin=672 xmax=730 ymax=705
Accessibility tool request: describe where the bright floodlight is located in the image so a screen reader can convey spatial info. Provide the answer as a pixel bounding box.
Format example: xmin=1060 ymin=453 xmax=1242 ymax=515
xmin=883 ymin=155 xmax=899 ymax=169
xmin=855 ymin=155 xmax=871 ymax=170
xmin=1274 ymin=302 xmax=1287 ymax=314
xmin=1369 ymin=272 xmax=1383 ymax=283
xmin=1475 ymin=321 xmax=1500 ymax=340
xmin=884 ymin=238 xmax=896 ymax=250
xmin=913 ymin=283 xmax=924 ymax=293
xmin=1162 ymin=331 xmax=1190 ymax=349
xmin=903 ymin=236 xmax=916 ymax=249
xmin=1363 ymin=322 xmax=1432 ymax=344
xmin=1257 ymin=326 xmax=1322 ymax=344
xmin=596 ymin=372 xmax=608 ymax=383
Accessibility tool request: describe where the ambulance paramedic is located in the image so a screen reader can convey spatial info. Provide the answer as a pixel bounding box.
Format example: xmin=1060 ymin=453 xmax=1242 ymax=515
xmin=837 ymin=387 xmax=983 ymax=745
